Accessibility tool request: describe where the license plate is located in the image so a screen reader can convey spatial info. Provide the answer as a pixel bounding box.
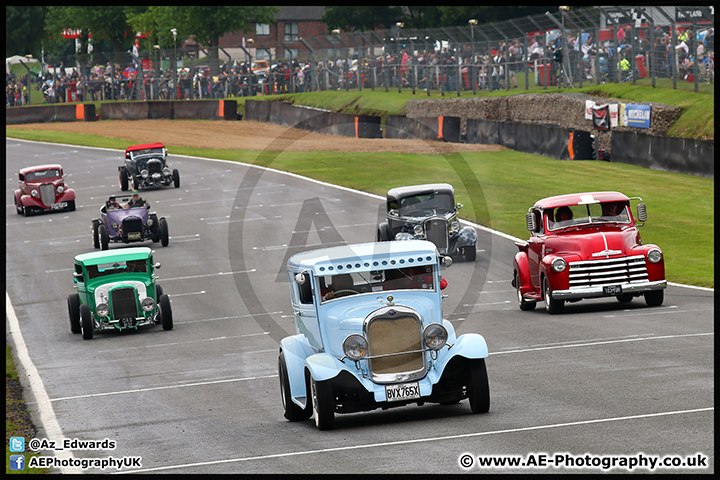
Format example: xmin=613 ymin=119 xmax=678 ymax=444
xmin=385 ymin=382 xmax=420 ymax=402
xmin=603 ymin=285 xmax=622 ymax=295
xmin=128 ymin=232 xmax=141 ymax=240
xmin=51 ymin=202 xmax=67 ymax=210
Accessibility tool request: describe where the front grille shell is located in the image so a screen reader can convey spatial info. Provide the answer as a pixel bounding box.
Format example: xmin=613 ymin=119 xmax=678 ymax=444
xmin=39 ymin=183 xmax=55 ymax=207
xmin=424 ymin=218 xmax=448 ymax=253
xmin=365 ymin=306 xmax=426 ymax=384
xmin=110 ymin=287 xmax=139 ymax=319
xmin=568 ymin=255 xmax=648 ymax=289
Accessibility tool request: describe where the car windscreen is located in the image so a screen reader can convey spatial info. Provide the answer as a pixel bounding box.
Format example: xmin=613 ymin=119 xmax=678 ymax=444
xmin=86 ymin=260 xmax=147 ymax=279
xmin=25 ymin=169 xmax=60 ymax=181
xmin=547 ymin=202 xmax=631 ymax=231
xmin=396 ymin=192 xmax=454 ymax=216
xmin=320 ymin=265 xmax=436 ymax=302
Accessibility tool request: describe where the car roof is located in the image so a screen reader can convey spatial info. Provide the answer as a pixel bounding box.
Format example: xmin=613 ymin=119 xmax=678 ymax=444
xmin=387 ymin=183 xmax=454 ymax=201
xmin=19 ymin=164 xmax=63 ymax=175
xmin=74 ymin=247 xmax=152 ymax=266
xmin=533 ymin=191 xmax=630 ymax=209
xmin=288 ymin=240 xmax=439 ymax=276
xmin=126 ymin=143 xmax=165 ymax=153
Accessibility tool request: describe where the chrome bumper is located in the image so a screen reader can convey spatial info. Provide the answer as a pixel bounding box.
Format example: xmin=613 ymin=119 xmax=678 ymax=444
xmin=552 ymin=280 xmax=667 ymax=300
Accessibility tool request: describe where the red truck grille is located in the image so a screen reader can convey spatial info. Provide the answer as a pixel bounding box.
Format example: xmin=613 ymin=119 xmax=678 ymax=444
xmin=568 ymin=255 xmax=648 ymax=288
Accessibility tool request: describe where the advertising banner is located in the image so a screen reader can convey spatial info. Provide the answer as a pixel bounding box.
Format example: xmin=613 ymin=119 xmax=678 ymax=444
xmin=624 ymin=104 xmax=651 ymax=128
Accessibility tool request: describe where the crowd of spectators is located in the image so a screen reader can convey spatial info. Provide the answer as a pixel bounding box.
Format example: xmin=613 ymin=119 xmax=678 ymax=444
xmin=7 ymin=25 xmax=713 ymax=106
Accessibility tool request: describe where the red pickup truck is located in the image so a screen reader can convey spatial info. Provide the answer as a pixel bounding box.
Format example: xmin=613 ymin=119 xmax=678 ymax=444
xmin=512 ymin=191 xmax=666 ymax=314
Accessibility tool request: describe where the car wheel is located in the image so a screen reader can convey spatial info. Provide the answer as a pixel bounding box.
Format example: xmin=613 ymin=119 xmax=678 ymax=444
xmin=67 ymin=294 xmax=81 ymax=334
xmin=468 ymin=358 xmax=490 ymax=414
xmin=66 ymin=200 xmax=76 ymax=212
xmin=515 ymin=272 xmax=536 ymax=311
xmin=279 ymin=351 xmax=312 ymax=421
xmin=377 ymin=223 xmax=390 ymax=242
xmin=119 ymin=167 xmax=129 ymax=191
xmin=644 ymin=290 xmax=664 ymax=307
xmin=80 ymin=304 xmax=93 ymax=340
xmin=159 ymin=218 xmax=169 ymax=246
xmin=543 ymin=277 xmax=564 ymax=314
xmin=98 ymin=224 xmax=109 ymax=250
xmin=159 ymin=294 xmax=173 ymax=330
xmin=22 ymin=204 xmax=31 ymax=217
xmin=172 ymin=169 xmax=180 ymax=188
xmin=14 ymin=195 xmax=22 ymax=215
xmin=463 ymin=245 xmax=477 ymax=262
xmin=311 ymin=377 xmax=335 ymax=430
xmin=91 ymin=220 xmax=100 ymax=248
xmin=616 ymin=294 xmax=634 ymax=303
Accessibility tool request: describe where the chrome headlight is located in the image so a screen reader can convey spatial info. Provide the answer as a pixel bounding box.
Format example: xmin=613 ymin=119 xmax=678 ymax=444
xmin=647 ymin=248 xmax=663 ymax=264
xmin=395 ymin=232 xmax=415 ymax=241
xmin=141 ymin=297 xmax=155 ymax=312
xmin=423 ymin=323 xmax=448 ymax=350
xmin=141 ymin=169 xmax=149 ymax=178
xmin=96 ymin=303 xmax=110 ymax=317
xmin=111 ymin=222 xmax=119 ymax=230
xmin=551 ymin=257 xmax=567 ymax=273
xmin=162 ymin=167 xmax=171 ymax=176
xmin=449 ymin=220 xmax=460 ymax=234
xmin=147 ymin=218 xmax=154 ymax=227
xmin=57 ymin=185 xmax=64 ymax=194
xmin=31 ymin=189 xmax=39 ymax=197
xmin=342 ymin=334 xmax=368 ymax=361
xmin=413 ymin=224 xmax=425 ymax=238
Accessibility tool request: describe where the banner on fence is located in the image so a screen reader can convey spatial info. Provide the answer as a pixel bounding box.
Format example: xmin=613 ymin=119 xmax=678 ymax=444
xmin=623 ymin=104 xmax=652 ymax=129
xmin=592 ymin=104 xmax=610 ymax=131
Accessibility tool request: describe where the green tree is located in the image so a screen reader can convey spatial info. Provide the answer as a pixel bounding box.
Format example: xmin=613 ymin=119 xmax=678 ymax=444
xmin=127 ymin=6 xmax=278 ymax=76
xmin=321 ymin=6 xmax=404 ymax=32
xmin=6 ymin=6 xmax=48 ymax=59
xmin=44 ymin=6 xmax=140 ymax=69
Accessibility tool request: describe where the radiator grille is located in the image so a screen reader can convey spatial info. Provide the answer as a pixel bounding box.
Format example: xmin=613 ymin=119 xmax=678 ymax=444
xmin=424 ymin=218 xmax=448 ymax=252
xmin=122 ymin=217 xmax=143 ymax=235
xmin=367 ymin=315 xmax=423 ymax=378
xmin=39 ymin=183 xmax=55 ymax=207
xmin=147 ymin=159 xmax=163 ymax=174
xmin=111 ymin=287 xmax=138 ymax=319
xmin=568 ymin=255 xmax=648 ymax=288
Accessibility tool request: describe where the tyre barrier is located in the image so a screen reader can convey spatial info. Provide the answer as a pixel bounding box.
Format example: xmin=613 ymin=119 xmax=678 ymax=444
xmin=385 ymin=115 xmax=461 ymax=142
xmin=101 ymin=100 xmax=238 ymax=121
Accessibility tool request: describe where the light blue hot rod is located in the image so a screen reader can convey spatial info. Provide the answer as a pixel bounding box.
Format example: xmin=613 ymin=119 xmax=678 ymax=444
xmin=278 ymin=239 xmax=490 ymax=430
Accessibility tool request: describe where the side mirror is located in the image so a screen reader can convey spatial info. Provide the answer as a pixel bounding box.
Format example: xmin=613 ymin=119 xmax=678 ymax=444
xmin=294 ymin=272 xmax=307 ymax=284
xmin=456 ymin=202 xmax=463 ymax=211
xmin=441 ymin=256 xmax=453 ymax=268
xmin=154 ymin=262 xmax=161 ymax=269
xmin=526 ymin=212 xmax=537 ymax=232
xmin=73 ymin=272 xmax=83 ymax=282
xmin=636 ymin=203 xmax=647 ymax=223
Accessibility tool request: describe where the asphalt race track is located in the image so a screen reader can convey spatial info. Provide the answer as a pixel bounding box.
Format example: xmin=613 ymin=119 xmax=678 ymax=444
xmin=6 ymin=139 xmax=714 ymax=474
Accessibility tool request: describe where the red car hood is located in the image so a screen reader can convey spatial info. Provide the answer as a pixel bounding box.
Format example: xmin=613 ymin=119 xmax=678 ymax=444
xmin=545 ymin=225 xmax=639 ymax=260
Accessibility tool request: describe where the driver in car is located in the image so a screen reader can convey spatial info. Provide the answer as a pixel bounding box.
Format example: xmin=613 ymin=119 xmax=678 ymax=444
xmin=322 ymin=274 xmax=354 ymax=300
xmin=125 ymin=190 xmax=148 ymax=209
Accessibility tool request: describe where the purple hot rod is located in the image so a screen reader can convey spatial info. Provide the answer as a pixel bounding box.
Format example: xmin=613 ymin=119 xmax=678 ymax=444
xmin=92 ymin=195 xmax=168 ymax=250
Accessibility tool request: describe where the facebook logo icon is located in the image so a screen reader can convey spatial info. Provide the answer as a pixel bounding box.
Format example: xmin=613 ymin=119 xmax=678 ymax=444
xmin=10 ymin=436 xmax=25 ymax=452
xmin=10 ymin=455 xmax=25 ymax=470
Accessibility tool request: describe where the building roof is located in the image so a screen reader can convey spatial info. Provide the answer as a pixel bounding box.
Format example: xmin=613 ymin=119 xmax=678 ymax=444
xmin=276 ymin=6 xmax=326 ymax=22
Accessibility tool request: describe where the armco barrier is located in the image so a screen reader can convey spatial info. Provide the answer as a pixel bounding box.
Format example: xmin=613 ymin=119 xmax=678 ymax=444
xmin=611 ymin=130 xmax=714 ymax=178
xmin=6 ymin=104 xmax=96 ymax=124
xmin=102 ymin=102 xmax=149 ymax=120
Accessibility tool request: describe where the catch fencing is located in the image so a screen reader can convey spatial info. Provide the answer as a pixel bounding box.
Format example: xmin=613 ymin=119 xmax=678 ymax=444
xmin=16 ymin=5 xmax=713 ymax=106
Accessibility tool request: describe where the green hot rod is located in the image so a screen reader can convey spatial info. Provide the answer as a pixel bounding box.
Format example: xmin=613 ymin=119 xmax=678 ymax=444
xmin=67 ymin=247 xmax=173 ymax=339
